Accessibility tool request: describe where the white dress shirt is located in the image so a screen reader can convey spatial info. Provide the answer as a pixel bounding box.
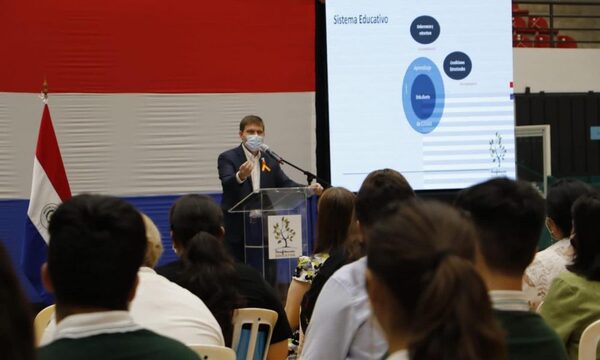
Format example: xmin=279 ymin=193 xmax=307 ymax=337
xmin=52 ymin=311 xmax=141 ymax=340
xmin=42 ymin=267 xmax=225 ymax=346
xmin=301 ymin=257 xmax=387 ymax=360
xmin=236 ymin=143 xmax=261 ymax=191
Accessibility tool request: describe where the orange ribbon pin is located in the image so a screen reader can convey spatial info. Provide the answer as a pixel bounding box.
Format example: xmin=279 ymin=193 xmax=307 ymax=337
xmin=261 ymin=158 xmax=271 ymax=172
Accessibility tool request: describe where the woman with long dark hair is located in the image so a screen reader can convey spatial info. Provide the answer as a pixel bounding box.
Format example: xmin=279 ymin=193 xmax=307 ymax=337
xmin=177 ymin=231 xmax=242 ymax=346
xmin=156 ymin=194 xmax=292 ymax=359
xmin=366 ymin=201 xmax=506 ymax=360
xmin=284 ymin=187 xmax=355 ymax=357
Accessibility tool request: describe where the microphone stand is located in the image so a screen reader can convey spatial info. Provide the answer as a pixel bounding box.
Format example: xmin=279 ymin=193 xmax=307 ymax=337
xmin=270 ymin=154 xmax=331 ymax=187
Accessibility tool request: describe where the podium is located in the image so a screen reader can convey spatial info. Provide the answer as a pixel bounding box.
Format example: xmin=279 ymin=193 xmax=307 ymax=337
xmin=229 ymin=187 xmax=313 ymax=297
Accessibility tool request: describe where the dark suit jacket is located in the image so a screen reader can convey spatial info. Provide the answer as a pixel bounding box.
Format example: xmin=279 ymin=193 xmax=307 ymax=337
xmin=217 ymin=144 xmax=299 ymax=261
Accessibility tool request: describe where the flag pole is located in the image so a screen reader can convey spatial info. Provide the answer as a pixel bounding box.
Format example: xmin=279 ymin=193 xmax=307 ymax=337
xmin=41 ymin=78 xmax=48 ymax=104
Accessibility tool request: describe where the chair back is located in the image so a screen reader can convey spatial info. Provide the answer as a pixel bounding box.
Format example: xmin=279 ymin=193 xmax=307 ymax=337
xmin=189 ymin=344 xmax=236 ymax=360
xmin=231 ymin=308 xmax=278 ymax=360
xmin=34 ymin=304 xmax=55 ymax=346
xmin=579 ymin=319 xmax=600 ymax=360
xmin=513 ymin=33 xmax=533 ymax=48
xmin=557 ymin=35 xmax=577 ymax=48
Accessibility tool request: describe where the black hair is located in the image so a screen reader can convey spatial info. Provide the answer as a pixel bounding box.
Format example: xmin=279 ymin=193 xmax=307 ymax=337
xmin=454 ymin=178 xmax=545 ymax=276
xmin=355 ymin=169 xmax=415 ymax=228
xmin=569 ymin=192 xmax=600 ymax=281
xmin=170 ymin=194 xmax=244 ymax=346
xmin=169 ymin=194 xmax=223 ymax=248
xmin=0 ymin=242 xmax=35 ymax=360
xmin=367 ymin=200 xmax=505 ymax=360
xmin=546 ymin=178 xmax=593 ymax=237
xmin=48 ymin=194 xmax=146 ymax=310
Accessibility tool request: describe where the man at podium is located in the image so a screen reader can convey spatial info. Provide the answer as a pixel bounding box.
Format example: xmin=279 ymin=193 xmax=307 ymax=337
xmin=218 ymin=115 xmax=322 ymax=262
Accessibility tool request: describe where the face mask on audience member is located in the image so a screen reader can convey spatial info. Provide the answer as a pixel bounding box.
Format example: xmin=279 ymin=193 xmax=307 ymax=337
xmin=244 ymin=134 xmax=263 ymax=152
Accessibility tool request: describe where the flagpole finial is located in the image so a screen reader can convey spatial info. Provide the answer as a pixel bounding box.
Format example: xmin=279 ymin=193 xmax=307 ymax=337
xmin=42 ymin=79 xmax=49 ymax=104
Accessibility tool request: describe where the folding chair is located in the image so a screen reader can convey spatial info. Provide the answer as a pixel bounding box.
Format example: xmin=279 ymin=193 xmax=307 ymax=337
xmin=189 ymin=344 xmax=236 ymax=360
xmin=579 ymin=319 xmax=600 ymax=360
xmin=34 ymin=304 xmax=55 ymax=346
xmin=231 ymin=308 xmax=278 ymax=360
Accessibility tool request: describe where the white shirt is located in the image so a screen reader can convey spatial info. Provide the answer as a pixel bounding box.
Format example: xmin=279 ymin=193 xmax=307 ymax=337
xmin=53 ymin=311 xmax=141 ymax=340
xmin=301 ymin=257 xmax=387 ymax=360
xmin=42 ymin=267 xmax=224 ymax=346
xmin=386 ymin=350 xmax=409 ymax=360
xmin=522 ymin=238 xmax=573 ymax=309
xmin=236 ymin=144 xmax=261 ymax=191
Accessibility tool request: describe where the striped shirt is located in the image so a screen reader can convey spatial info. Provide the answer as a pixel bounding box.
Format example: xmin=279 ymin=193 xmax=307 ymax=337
xmin=489 ymin=290 xmax=530 ymax=311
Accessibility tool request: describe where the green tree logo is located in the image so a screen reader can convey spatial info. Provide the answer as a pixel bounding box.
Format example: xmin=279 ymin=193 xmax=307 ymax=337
xmin=272 ymin=216 xmax=296 ymax=250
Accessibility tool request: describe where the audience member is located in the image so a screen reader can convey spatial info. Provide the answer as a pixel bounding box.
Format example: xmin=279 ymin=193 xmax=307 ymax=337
xmin=455 ymin=178 xmax=568 ymax=360
xmin=0 ymin=242 xmax=36 ymax=360
xmin=38 ymin=194 xmax=198 ymax=360
xmin=523 ymin=178 xmax=593 ymax=308
xmin=134 ymin=214 xmax=224 ymax=345
xmin=156 ymin=194 xmax=292 ymax=360
xmin=41 ymin=213 xmax=225 ymax=346
xmin=366 ymin=200 xmax=506 ymax=360
xmin=295 ymin=214 xmax=362 ymax=356
xmin=301 ymin=169 xmax=415 ymax=360
xmin=285 ymin=187 xmax=355 ymax=357
xmin=542 ymin=192 xmax=600 ymax=359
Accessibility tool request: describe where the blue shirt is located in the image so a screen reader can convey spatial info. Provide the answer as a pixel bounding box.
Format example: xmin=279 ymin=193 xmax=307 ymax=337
xmin=301 ymin=257 xmax=387 ymax=360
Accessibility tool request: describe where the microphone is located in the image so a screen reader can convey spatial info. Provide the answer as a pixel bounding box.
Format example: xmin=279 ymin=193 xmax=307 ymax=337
xmin=258 ymin=143 xmax=283 ymax=162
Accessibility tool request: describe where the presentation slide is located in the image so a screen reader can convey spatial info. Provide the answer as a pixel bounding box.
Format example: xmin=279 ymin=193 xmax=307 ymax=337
xmin=326 ymin=0 xmax=516 ymax=191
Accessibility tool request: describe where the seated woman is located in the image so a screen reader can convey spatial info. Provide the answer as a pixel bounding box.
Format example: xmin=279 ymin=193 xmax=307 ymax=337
xmin=366 ymin=201 xmax=506 ymax=360
xmin=156 ymin=194 xmax=292 ymax=360
xmin=542 ymin=192 xmax=600 ymax=359
xmin=284 ymin=187 xmax=355 ymax=357
xmin=523 ymin=179 xmax=593 ymax=309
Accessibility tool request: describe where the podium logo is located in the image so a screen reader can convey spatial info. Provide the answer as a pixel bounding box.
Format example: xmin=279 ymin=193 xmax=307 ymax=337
xmin=268 ymin=215 xmax=303 ymax=259
xmin=273 ymin=217 xmax=296 ymax=255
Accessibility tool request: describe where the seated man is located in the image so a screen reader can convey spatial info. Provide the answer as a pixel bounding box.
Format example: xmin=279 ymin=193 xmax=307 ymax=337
xmin=455 ymin=178 xmax=568 ymax=360
xmin=301 ymin=169 xmax=415 ymax=360
xmin=41 ymin=213 xmax=225 ymax=347
xmin=38 ymin=194 xmax=198 ymax=360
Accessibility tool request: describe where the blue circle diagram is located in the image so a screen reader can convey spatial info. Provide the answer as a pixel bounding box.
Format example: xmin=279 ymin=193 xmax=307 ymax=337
xmin=443 ymin=51 xmax=472 ymax=80
xmin=410 ymin=16 xmax=441 ymax=44
xmin=402 ymin=57 xmax=445 ymax=134
xmin=411 ymin=75 xmax=436 ymax=119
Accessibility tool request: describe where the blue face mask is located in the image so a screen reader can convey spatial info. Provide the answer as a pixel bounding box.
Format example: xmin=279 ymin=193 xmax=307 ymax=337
xmin=244 ymin=134 xmax=263 ymax=152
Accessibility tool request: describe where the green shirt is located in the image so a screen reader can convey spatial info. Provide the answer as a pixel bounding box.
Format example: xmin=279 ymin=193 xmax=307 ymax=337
xmin=541 ymin=271 xmax=600 ymax=360
xmin=494 ymin=310 xmax=568 ymax=360
xmin=39 ymin=329 xmax=199 ymax=360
